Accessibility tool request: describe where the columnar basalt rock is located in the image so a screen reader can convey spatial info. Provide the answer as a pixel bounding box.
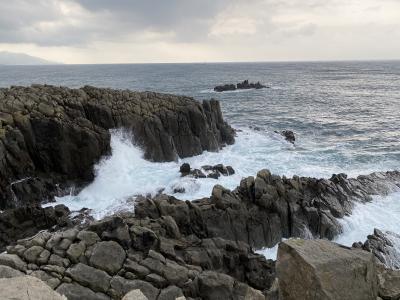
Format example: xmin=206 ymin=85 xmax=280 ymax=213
xmin=0 ymin=213 xmax=275 ymax=299
xmin=0 ymin=85 xmax=235 ymax=209
xmin=0 ymin=169 xmax=399 ymax=299
xmin=135 ymin=170 xmax=400 ymax=249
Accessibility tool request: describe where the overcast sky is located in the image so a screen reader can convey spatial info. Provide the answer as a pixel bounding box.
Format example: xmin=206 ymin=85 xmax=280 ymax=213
xmin=1 ymin=0 xmax=399 ymax=64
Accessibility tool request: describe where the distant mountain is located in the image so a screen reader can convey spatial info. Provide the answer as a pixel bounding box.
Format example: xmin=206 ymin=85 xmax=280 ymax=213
xmin=0 ymin=51 xmax=60 ymax=65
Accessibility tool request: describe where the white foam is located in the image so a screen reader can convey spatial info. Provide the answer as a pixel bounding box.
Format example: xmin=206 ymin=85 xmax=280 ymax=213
xmin=47 ymin=127 xmax=400 ymax=258
xmin=335 ymin=191 xmax=400 ymax=246
xmin=256 ymin=191 xmax=400 ymax=261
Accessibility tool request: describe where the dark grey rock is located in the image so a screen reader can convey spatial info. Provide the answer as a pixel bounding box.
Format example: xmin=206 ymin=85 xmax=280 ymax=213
xmin=110 ymin=276 xmax=159 ymax=300
xmin=158 ymin=285 xmax=184 ymax=300
xmin=89 ymin=241 xmax=126 ymax=275
xmin=66 ymin=263 xmax=111 ymax=293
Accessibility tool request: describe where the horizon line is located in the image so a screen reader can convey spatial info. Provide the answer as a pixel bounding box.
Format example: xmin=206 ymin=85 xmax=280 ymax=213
xmin=1 ymin=58 xmax=400 ymax=67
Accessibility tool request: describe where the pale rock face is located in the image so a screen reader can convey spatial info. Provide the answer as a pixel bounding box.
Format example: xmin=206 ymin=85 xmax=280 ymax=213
xmin=122 ymin=289 xmax=149 ymax=300
xmin=276 ymin=239 xmax=378 ymax=300
xmin=0 ymin=275 xmax=67 ymax=300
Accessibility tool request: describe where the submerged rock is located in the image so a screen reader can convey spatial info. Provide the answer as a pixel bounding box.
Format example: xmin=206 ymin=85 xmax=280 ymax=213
xmin=274 ymin=130 xmax=296 ymax=143
xmin=0 ymin=85 xmax=235 ymax=209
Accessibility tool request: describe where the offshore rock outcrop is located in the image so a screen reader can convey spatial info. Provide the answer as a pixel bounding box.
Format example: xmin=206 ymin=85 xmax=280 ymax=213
xmin=214 ymin=80 xmax=268 ymax=92
xmin=0 ymin=85 xmax=235 ymax=208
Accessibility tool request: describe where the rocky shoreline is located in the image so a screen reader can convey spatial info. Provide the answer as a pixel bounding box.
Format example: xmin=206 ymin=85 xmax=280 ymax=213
xmin=0 ymin=85 xmax=399 ymax=299
xmin=0 ymin=85 xmax=235 ymax=209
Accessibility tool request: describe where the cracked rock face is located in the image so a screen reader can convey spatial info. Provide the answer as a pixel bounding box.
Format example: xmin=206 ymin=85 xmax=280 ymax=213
xmin=0 ymin=210 xmax=274 ymax=300
xmin=0 ymin=85 xmax=235 ymax=209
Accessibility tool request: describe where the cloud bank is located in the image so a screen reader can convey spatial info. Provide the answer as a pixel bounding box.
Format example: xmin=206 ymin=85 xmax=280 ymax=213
xmin=1 ymin=0 xmax=399 ymax=63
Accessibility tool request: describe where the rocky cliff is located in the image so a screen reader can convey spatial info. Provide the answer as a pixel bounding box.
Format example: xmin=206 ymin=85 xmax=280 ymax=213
xmin=0 ymin=168 xmax=399 ymax=299
xmin=0 ymin=85 xmax=235 ymax=209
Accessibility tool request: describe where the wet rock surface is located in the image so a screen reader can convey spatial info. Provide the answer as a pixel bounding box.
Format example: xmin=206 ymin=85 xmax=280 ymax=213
xmin=354 ymin=228 xmax=400 ymax=270
xmin=137 ymin=170 xmax=400 ymax=249
xmin=275 ymin=130 xmax=295 ymax=144
xmin=179 ymin=163 xmax=235 ymax=180
xmin=214 ymin=80 xmax=268 ymax=92
xmin=0 ymin=85 xmax=235 ymax=209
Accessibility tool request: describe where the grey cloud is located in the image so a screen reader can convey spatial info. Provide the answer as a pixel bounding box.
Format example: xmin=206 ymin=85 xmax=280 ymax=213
xmin=0 ymin=0 xmax=229 ymax=46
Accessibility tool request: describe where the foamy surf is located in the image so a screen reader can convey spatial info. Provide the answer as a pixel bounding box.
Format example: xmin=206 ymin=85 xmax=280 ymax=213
xmin=46 ymin=127 xmax=400 ymax=259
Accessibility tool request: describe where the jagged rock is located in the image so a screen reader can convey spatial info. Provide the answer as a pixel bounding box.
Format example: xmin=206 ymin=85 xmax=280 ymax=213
xmin=276 ymin=239 xmax=378 ymax=300
xmin=0 ymin=276 xmax=66 ymax=300
xmin=0 ymin=204 xmax=71 ymax=252
xmin=1 ymin=169 xmax=400 ymax=300
xmin=89 ymin=241 xmax=126 ymax=274
xmin=214 ymin=84 xmax=236 ymax=92
xmin=0 ymin=85 xmax=235 ymax=209
xmin=358 ymin=229 xmax=400 ymax=269
xmin=179 ymin=164 xmax=235 ymax=180
xmin=279 ymin=130 xmax=295 ymax=143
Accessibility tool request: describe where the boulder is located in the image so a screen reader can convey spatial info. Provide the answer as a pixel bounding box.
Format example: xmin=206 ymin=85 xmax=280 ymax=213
xmin=66 ymin=263 xmax=111 ymax=293
xmin=0 ymin=276 xmax=66 ymax=300
xmin=179 ymin=163 xmax=191 ymax=175
xmin=276 ymin=239 xmax=378 ymax=300
xmin=89 ymin=241 xmax=126 ymax=274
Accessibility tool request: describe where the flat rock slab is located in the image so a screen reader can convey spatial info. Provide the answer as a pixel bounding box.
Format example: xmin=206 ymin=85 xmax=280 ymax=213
xmin=277 ymin=239 xmax=378 ymax=300
xmin=0 ymin=275 xmax=66 ymax=300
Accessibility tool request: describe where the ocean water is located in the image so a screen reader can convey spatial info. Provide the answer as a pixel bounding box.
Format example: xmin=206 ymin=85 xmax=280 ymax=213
xmin=1 ymin=61 xmax=400 ymax=258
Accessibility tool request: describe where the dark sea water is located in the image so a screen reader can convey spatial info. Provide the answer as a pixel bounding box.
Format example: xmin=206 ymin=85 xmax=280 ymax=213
xmin=1 ymin=61 xmax=400 ymax=255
